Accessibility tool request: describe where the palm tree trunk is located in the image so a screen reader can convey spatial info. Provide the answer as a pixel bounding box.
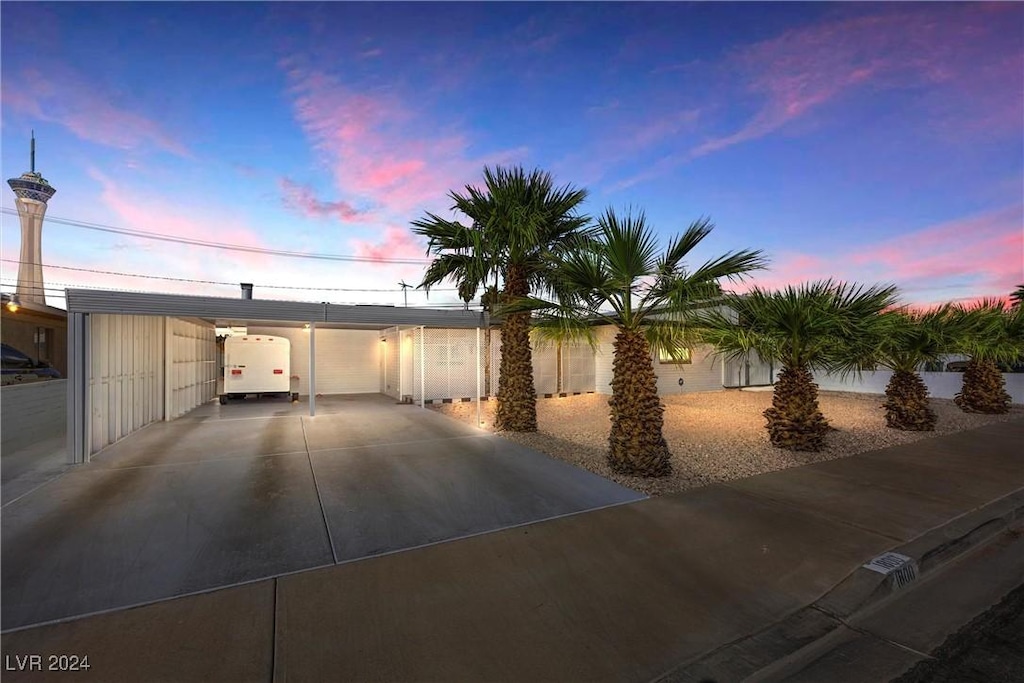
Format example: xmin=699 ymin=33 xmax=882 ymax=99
xmin=884 ymin=369 xmax=936 ymax=430
xmin=764 ymin=364 xmax=830 ymax=451
xmin=954 ymin=359 xmax=1011 ymax=414
xmin=608 ymin=328 xmax=672 ymax=476
xmin=495 ymin=265 xmax=537 ymax=431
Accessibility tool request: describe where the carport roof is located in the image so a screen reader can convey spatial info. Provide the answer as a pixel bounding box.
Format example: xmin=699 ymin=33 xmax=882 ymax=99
xmin=65 ymin=288 xmax=488 ymax=329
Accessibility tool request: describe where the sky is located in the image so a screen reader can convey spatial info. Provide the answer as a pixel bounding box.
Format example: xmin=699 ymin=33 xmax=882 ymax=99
xmin=1 ymin=1 xmax=1021 ymax=310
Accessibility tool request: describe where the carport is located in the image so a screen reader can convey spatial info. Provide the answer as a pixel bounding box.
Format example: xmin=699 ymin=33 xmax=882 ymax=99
xmin=5 ymin=288 xmax=643 ymax=631
xmin=64 ymin=288 xmax=490 ymax=464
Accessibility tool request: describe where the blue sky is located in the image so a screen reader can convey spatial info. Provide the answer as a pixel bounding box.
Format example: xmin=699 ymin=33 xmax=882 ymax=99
xmin=2 ymin=2 xmax=1021 ymax=309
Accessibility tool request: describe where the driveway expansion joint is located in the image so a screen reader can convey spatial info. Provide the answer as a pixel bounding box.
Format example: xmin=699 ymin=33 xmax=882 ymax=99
xmin=301 ymin=417 xmax=338 ymax=564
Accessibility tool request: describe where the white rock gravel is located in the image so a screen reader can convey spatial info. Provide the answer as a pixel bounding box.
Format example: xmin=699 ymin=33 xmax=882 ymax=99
xmin=434 ymin=390 xmax=1024 ymax=497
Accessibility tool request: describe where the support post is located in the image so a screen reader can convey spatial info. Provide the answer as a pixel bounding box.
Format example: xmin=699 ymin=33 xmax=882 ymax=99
xmin=67 ymin=312 xmax=89 ymax=464
xmin=381 ymin=330 xmax=387 ymax=395
xmin=419 ymin=325 xmax=425 ymax=408
xmin=164 ymin=317 xmax=174 ymax=420
xmin=476 ymin=326 xmax=482 ymax=427
xmin=309 ymin=321 xmax=316 ymax=417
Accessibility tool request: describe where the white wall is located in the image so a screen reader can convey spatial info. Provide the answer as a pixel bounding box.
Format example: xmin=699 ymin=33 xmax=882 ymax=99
xmin=165 ymin=318 xmax=217 ymax=420
xmin=89 ymin=314 xmax=165 ymax=454
xmin=723 ymin=350 xmax=773 ymax=387
xmin=248 ymin=327 xmax=381 ymax=395
xmin=594 ymin=325 xmax=724 ymax=396
xmin=814 ymin=370 xmax=1024 ymax=405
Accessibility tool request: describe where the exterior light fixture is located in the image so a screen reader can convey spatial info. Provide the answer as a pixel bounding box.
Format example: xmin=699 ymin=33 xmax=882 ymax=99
xmin=5 ymin=295 xmax=20 ymax=313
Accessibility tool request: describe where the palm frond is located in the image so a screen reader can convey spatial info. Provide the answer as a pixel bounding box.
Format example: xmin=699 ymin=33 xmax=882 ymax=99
xmin=694 ymin=280 xmax=900 ymax=374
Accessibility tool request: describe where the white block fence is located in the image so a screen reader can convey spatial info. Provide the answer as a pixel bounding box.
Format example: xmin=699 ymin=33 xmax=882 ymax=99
xmin=813 ymin=371 xmax=1024 ymax=405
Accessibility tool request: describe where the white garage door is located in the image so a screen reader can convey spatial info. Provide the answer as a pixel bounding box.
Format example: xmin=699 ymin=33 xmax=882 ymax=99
xmin=247 ymin=327 xmax=380 ymax=395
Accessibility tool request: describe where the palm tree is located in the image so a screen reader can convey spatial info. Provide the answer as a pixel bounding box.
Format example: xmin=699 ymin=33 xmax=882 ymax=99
xmin=413 ymin=166 xmax=589 ymax=431
xmin=1011 ymin=284 xmax=1024 ymax=309
xmin=870 ymin=306 xmax=953 ymax=431
xmin=948 ymin=300 xmax=1023 ymax=414
xmin=513 ymin=208 xmax=766 ymax=476
xmin=698 ymin=281 xmax=899 ymax=451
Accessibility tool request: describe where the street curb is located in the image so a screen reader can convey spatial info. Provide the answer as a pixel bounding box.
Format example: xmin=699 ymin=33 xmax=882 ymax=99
xmin=654 ymin=487 xmax=1024 ymax=683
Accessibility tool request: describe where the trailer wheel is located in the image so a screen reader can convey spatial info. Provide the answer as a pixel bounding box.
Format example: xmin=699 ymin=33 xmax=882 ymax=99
xmin=219 ymin=395 xmax=228 ymax=405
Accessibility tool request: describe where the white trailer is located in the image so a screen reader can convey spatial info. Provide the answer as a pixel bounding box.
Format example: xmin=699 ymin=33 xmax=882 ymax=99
xmin=220 ymin=335 xmax=296 ymax=404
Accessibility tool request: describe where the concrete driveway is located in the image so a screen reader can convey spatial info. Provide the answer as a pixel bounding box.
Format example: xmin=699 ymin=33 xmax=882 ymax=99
xmin=1 ymin=394 xmax=643 ymax=631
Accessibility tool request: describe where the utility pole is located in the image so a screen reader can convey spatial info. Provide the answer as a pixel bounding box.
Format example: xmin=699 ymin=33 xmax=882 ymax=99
xmin=398 ymin=280 xmax=411 ymax=307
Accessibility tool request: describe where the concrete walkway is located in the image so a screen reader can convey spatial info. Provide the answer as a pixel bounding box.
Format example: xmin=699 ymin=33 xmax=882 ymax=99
xmin=2 ymin=419 xmax=1021 ymax=682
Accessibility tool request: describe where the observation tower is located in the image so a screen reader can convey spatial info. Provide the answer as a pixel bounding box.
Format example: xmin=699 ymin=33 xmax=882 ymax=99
xmin=7 ymin=133 xmax=56 ymax=306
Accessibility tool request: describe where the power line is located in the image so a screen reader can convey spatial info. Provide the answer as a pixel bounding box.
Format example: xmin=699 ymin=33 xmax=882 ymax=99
xmin=0 ymin=207 xmax=434 ymax=265
xmin=0 ymin=258 xmax=458 ymax=293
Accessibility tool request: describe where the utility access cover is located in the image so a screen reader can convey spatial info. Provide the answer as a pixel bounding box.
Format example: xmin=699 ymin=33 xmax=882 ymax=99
xmin=863 ymin=551 xmax=918 ymax=590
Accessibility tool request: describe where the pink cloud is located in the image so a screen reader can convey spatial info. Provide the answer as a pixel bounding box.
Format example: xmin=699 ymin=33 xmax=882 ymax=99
xmin=281 ymin=61 xmax=526 ymax=217
xmin=350 ymin=225 xmax=424 ymax=264
xmin=279 ymin=177 xmax=370 ymax=222
xmin=848 ymin=205 xmax=1023 ymax=295
xmin=3 ymin=66 xmax=190 ymax=157
xmin=741 ymin=205 xmax=1024 ymax=306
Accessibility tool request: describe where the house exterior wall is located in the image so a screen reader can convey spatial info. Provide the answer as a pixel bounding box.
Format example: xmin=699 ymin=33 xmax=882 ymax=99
xmin=654 ymin=345 xmax=724 ymax=395
xmin=594 ymin=324 xmax=724 ymax=396
xmin=722 ymin=350 xmax=774 ymax=387
xmin=247 ymin=327 xmax=381 ymax=396
xmin=1 ymin=306 xmax=68 ymax=377
xmin=377 ymin=327 xmax=594 ymax=403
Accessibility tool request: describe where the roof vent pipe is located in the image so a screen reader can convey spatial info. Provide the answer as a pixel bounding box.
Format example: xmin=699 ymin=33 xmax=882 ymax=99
xmin=241 ymin=283 xmax=253 ymax=300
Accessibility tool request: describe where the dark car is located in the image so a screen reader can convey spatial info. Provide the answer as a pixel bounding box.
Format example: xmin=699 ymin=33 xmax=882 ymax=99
xmin=0 ymin=343 xmax=61 ymax=383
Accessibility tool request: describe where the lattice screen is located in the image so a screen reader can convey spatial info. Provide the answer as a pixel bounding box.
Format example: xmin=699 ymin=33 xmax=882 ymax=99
xmin=561 ymin=342 xmax=596 ymax=393
xmin=408 ymin=328 xmax=488 ymax=401
xmin=532 ymin=341 xmax=559 ymax=395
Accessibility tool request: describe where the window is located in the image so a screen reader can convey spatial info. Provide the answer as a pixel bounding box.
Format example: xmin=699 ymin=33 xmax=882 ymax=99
xmin=34 ymin=327 xmax=52 ymax=362
xmin=658 ymin=346 xmax=691 ymax=364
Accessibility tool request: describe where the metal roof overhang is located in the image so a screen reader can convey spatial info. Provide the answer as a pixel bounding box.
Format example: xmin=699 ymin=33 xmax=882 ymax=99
xmin=65 ymin=289 xmax=487 ymax=329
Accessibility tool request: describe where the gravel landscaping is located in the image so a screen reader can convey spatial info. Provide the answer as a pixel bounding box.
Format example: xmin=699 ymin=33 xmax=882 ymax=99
xmin=434 ymin=390 xmax=1024 ymax=496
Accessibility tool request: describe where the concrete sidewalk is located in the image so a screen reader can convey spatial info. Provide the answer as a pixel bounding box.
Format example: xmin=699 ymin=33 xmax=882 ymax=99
xmin=2 ymin=419 xmax=1022 ymax=682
